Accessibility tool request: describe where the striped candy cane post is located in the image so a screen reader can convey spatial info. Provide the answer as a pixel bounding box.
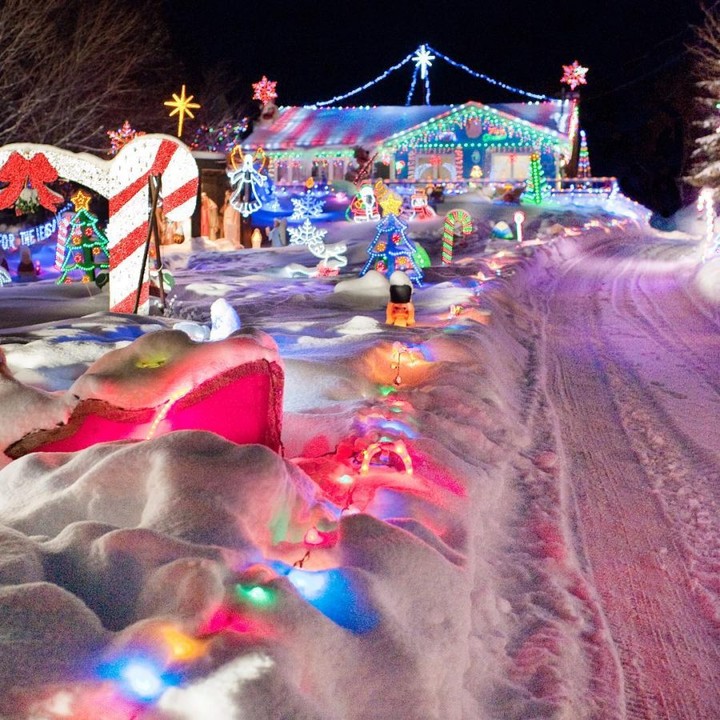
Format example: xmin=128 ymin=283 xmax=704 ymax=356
xmin=442 ymin=209 xmax=473 ymax=265
xmin=107 ymin=135 xmax=198 ymax=314
xmin=54 ymin=212 xmax=70 ymax=269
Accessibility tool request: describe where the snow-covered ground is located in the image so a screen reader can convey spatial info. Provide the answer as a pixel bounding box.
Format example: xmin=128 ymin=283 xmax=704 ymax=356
xmin=0 ymin=193 xmax=719 ymax=719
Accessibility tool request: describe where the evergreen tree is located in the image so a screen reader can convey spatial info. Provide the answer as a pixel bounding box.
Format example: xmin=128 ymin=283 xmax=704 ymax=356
xmin=57 ymin=191 xmax=109 ymax=286
xmin=689 ymin=5 xmax=720 ymax=190
xmin=360 ymin=213 xmax=423 ymax=285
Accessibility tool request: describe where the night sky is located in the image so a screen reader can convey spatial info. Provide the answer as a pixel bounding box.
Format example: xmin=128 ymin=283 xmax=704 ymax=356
xmin=165 ymin=0 xmax=704 ymax=214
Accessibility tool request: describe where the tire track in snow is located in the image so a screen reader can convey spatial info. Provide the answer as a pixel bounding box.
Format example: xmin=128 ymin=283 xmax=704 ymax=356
xmin=531 ymin=235 xmax=720 ymax=719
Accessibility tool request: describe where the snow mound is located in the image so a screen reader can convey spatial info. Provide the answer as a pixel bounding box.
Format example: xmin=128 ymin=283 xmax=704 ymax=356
xmin=693 ymin=256 xmax=720 ymax=304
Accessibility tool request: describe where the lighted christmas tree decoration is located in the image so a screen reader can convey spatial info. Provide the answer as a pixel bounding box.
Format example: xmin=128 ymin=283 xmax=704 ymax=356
xmin=56 ymin=189 xmax=109 ymax=286
xmin=561 ymin=61 xmax=588 ymax=91
xmin=227 ymin=146 xmax=268 ymax=218
xmin=252 ymin=76 xmax=278 ymax=106
xmin=577 ymin=130 xmax=591 ymax=178
xmin=107 ymin=121 xmax=144 ymax=156
xmin=360 ymin=213 xmax=423 ymax=285
xmin=164 ymin=85 xmax=201 ymax=138
xmin=523 ymin=152 xmax=552 ymax=205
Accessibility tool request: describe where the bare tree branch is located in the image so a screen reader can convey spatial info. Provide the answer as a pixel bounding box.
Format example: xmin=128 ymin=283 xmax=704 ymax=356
xmin=0 ymin=0 xmax=173 ymax=152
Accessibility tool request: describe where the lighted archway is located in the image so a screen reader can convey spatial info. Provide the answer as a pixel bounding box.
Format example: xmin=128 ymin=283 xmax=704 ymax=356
xmin=0 ymin=135 xmax=198 ymax=314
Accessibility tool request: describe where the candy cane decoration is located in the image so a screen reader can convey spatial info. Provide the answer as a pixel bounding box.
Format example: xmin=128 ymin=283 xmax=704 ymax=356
xmin=108 ymin=136 xmax=198 ymax=313
xmin=442 ymin=209 xmax=473 ymax=265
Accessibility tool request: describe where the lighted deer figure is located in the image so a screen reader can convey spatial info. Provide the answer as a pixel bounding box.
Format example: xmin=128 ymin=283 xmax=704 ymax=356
xmin=227 ymin=146 xmax=268 ymax=218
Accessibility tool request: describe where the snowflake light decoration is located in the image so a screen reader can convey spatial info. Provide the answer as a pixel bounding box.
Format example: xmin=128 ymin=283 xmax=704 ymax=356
xmin=107 ymin=121 xmax=144 ymax=156
xmin=290 ymin=191 xmax=324 ymax=220
xmin=252 ymin=76 xmax=278 ymax=105
xmin=288 ymin=218 xmax=327 ymax=248
xmin=413 ymin=44 xmax=435 ymax=80
xmin=561 ymin=61 xmax=588 ymax=91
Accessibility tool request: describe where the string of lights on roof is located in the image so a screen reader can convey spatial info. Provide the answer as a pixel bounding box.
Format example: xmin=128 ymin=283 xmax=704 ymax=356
xmin=307 ymin=43 xmax=551 ymax=108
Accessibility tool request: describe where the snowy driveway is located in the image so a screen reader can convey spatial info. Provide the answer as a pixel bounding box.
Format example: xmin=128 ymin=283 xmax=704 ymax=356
xmin=524 ymin=232 xmax=720 ymax=718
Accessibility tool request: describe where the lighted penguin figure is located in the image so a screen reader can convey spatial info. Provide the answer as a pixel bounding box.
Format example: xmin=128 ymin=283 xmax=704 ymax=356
xmin=385 ymin=270 xmax=415 ymax=327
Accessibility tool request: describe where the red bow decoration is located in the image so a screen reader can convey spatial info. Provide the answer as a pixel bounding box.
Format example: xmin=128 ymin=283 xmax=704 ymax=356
xmin=0 ymin=152 xmax=64 ymax=211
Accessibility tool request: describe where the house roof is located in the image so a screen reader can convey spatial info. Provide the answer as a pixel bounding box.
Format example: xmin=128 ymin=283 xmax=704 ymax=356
xmin=242 ymin=100 xmax=571 ymax=152
xmin=242 ymin=105 xmax=454 ymax=151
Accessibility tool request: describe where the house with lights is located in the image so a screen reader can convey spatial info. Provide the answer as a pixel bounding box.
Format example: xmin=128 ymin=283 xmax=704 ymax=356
xmin=239 ymin=98 xmax=579 ymax=186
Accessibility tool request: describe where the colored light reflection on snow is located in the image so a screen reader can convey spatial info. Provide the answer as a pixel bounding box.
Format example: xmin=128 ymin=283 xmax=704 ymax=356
xmin=157 ymin=624 xmax=208 ymax=662
xmin=235 ymin=583 xmax=277 ymax=609
xmin=271 ymin=562 xmax=379 ymax=634
xmin=99 ymin=656 xmax=177 ymax=703
xmin=375 ymin=418 xmax=419 ymax=438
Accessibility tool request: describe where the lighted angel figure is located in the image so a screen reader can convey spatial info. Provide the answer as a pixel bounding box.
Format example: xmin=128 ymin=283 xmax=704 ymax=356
xmin=227 ymin=146 xmax=268 ymax=218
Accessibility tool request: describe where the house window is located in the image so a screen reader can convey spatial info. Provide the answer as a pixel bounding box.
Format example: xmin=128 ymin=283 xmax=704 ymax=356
xmin=488 ymin=153 xmax=533 ymax=181
xmin=414 ymin=152 xmax=456 ymax=182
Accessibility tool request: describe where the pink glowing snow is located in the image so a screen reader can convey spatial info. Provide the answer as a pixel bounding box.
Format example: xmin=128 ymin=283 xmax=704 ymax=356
xmin=0 ymin=195 xmax=718 ymax=719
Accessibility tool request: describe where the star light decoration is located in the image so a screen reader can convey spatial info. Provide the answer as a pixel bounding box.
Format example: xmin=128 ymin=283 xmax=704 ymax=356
xmin=378 ymin=192 xmax=403 ymax=216
xmin=413 ymin=44 xmax=435 ymax=80
xmin=70 ymin=188 xmax=92 ymax=212
xmin=561 ymin=61 xmax=588 ymax=91
xmin=164 ymin=85 xmax=201 ymax=138
xmin=252 ymin=76 xmax=278 ymax=106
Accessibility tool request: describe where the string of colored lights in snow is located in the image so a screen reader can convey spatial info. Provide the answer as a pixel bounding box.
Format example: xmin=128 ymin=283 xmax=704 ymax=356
xmin=307 ymin=44 xmax=551 ymax=107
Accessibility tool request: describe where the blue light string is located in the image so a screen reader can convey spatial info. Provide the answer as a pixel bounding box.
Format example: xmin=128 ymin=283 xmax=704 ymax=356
xmin=406 ymin=64 xmax=419 ymax=106
xmin=309 ymin=54 xmax=415 ymax=108
xmin=305 ymin=44 xmax=550 ymax=107
xmin=427 ymin=45 xmax=550 ymax=101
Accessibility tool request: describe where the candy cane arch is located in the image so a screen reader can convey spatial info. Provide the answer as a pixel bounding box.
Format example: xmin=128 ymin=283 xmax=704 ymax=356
xmin=0 ymin=136 xmax=198 ymax=315
xmin=442 ymin=209 xmax=473 ymax=265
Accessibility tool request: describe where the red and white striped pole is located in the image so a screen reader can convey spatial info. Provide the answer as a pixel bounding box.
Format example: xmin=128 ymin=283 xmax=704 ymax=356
xmin=107 ymin=136 xmax=198 ymax=314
